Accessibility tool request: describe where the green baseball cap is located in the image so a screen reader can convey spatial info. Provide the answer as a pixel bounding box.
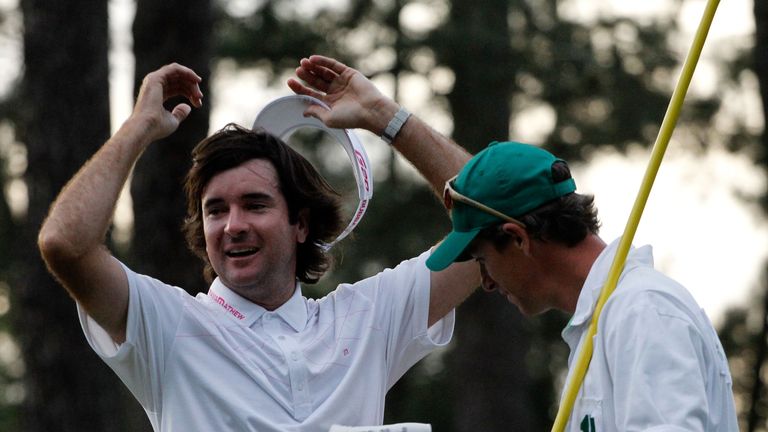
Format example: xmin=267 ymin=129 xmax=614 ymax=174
xmin=426 ymin=141 xmax=576 ymax=271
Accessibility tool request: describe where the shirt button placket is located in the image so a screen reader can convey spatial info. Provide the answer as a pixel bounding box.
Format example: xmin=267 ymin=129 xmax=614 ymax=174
xmin=283 ymin=338 xmax=311 ymax=419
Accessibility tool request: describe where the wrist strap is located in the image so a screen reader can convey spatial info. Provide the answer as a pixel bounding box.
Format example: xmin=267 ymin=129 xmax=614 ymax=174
xmin=381 ymin=106 xmax=411 ymax=144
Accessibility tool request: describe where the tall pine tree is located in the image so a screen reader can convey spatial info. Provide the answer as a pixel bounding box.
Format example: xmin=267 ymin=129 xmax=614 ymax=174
xmin=14 ymin=1 xmax=129 ymax=430
xmin=129 ymin=0 xmax=212 ymax=292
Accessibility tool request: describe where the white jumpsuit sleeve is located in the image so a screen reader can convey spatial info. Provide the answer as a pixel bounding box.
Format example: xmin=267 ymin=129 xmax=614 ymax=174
xmin=601 ymin=296 xmax=710 ymax=431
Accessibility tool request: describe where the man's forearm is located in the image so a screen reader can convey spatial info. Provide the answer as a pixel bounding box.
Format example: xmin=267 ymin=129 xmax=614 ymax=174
xmin=344 ymin=88 xmax=472 ymax=196
xmin=349 ymin=96 xmax=470 ymax=197
xmin=390 ymin=113 xmax=471 ymax=197
xmin=38 ymin=117 xmax=154 ymax=262
xmin=289 ymin=55 xmax=471 ymax=196
xmin=37 ymin=63 xmax=201 ymax=341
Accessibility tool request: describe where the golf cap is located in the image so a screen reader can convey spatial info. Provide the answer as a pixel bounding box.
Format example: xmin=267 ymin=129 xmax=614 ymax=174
xmin=426 ymin=141 xmax=576 ymax=271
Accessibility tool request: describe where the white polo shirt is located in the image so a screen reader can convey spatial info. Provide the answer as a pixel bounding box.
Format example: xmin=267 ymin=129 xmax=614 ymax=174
xmin=561 ymin=238 xmax=738 ymax=431
xmin=78 ymin=251 xmax=454 ymax=432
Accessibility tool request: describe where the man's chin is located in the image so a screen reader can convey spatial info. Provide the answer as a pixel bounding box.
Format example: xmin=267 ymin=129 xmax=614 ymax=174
xmin=218 ymin=269 xmax=262 ymax=290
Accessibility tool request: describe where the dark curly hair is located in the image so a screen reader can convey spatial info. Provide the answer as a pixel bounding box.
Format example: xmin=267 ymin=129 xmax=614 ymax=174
xmin=182 ymin=123 xmax=344 ymax=284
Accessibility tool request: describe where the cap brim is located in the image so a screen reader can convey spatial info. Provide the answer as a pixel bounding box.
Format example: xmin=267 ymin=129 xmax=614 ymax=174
xmin=426 ymin=228 xmax=482 ymax=271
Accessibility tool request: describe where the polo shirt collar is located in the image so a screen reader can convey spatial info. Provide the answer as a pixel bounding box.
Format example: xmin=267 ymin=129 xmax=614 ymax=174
xmin=271 ymin=285 xmax=307 ymax=333
xmin=207 ymin=278 xmax=307 ymax=331
xmin=567 ymin=237 xmax=654 ymax=328
xmin=207 ymin=278 xmax=264 ymax=327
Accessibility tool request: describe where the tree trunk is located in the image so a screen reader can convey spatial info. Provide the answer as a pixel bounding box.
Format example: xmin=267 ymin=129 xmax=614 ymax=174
xmin=444 ymin=0 xmax=514 ymax=155
xmin=15 ymin=1 xmax=129 ymax=430
xmin=747 ymin=1 xmax=768 ymax=431
xmin=756 ymin=0 xmax=768 ymax=168
xmin=439 ymin=0 xmax=544 ymax=430
xmin=130 ymin=0 xmax=213 ymax=293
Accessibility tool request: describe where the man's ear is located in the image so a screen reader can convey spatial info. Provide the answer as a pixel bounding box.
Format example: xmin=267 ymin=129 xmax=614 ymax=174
xmin=500 ymin=222 xmax=529 ymax=253
xmin=296 ymin=208 xmax=310 ymax=244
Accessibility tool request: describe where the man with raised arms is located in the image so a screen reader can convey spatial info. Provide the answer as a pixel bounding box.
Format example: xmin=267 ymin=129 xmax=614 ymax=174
xmin=38 ymin=61 xmax=478 ymax=431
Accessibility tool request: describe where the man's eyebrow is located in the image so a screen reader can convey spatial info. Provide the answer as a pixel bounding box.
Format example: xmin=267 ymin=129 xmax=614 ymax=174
xmin=241 ymin=192 xmax=273 ymax=202
xmin=202 ymin=197 xmax=223 ymax=209
xmin=202 ymin=192 xmax=274 ymax=209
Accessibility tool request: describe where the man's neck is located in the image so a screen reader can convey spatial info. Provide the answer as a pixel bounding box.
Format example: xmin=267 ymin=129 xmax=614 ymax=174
xmin=554 ymin=234 xmax=607 ymax=314
xmin=224 ymin=278 xmax=297 ymax=311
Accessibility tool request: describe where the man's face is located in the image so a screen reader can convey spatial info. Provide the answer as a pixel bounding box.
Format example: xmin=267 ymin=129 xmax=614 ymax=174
xmin=201 ymin=159 xmax=308 ymax=305
xmin=470 ymin=233 xmax=547 ymax=316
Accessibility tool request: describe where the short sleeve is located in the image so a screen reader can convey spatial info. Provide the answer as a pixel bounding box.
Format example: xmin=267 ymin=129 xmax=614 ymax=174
xmin=77 ymin=262 xmax=188 ymax=417
xmin=347 ymin=250 xmax=455 ymax=388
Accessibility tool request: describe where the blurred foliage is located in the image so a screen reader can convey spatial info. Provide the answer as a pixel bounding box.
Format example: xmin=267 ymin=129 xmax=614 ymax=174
xmin=719 ymin=306 xmax=761 ymax=427
xmin=210 ymin=0 xmax=717 ymax=273
xmin=729 ymin=2 xmax=768 ymax=430
xmin=128 ymin=0 xmax=213 ymax=295
xmin=12 ymin=0 xmax=129 ymax=430
xmin=0 ymin=132 xmax=19 ymax=432
xmin=0 ymin=4 xmax=22 ymax=431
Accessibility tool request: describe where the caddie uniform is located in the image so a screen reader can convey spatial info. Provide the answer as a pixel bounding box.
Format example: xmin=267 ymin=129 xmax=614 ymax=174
xmin=561 ymin=238 xmax=738 ymax=431
xmin=77 ymin=250 xmax=453 ymax=432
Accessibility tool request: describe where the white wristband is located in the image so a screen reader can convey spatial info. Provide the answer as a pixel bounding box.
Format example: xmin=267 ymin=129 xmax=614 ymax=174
xmin=381 ymin=106 xmax=411 ymax=144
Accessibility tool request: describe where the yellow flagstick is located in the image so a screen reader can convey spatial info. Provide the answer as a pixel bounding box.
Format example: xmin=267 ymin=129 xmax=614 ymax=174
xmin=550 ymin=0 xmax=721 ymax=430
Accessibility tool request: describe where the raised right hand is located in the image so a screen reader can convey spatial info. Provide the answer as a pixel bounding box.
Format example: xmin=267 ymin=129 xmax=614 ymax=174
xmin=287 ymin=55 xmax=397 ymax=136
xmin=131 ymin=63 xmax=203 ymax=142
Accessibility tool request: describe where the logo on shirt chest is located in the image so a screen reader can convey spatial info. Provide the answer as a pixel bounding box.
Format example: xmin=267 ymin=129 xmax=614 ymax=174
xmin=580 ymin=415 xmax=596 ymax=432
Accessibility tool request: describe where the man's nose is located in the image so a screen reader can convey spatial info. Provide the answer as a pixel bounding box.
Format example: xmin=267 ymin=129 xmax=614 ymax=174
xmin=224 ymin=208 xmax=248 ymax=237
